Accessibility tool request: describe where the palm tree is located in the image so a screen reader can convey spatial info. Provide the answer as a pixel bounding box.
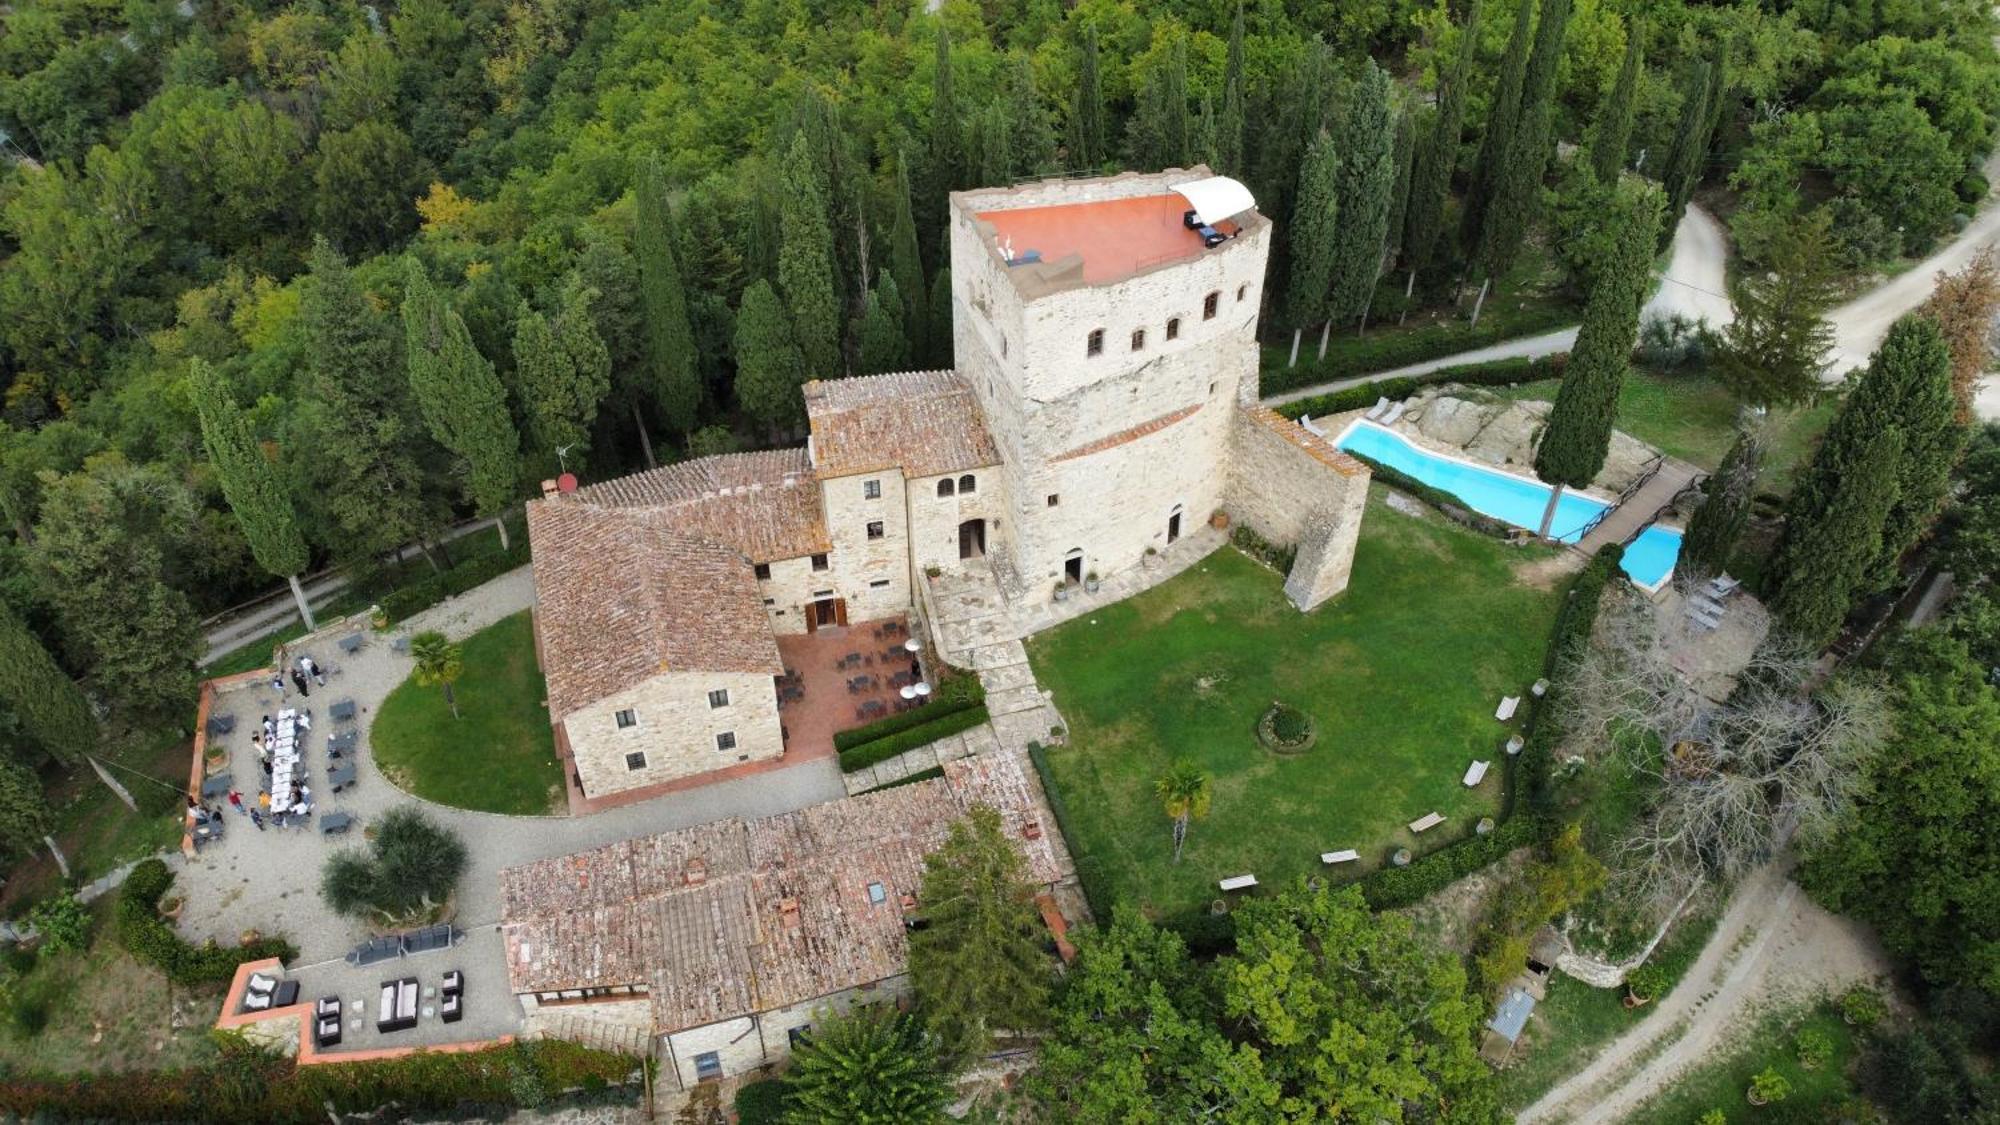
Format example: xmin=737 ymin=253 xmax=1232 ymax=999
xmin=1155 ymin=760 xmax=1212 ymax=864
xmin=409 ymin=630 xmax=464 ymax=719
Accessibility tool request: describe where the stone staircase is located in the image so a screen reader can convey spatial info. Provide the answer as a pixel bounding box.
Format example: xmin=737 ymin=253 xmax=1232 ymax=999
xmin=922 ymin=563 xmax=1067 ymax=755
xmin=530 ymin=1010 xmax=653 ymax=1058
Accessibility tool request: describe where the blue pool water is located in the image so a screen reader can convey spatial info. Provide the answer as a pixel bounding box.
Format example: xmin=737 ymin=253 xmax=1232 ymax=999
xmin=1333 ymin=420 xmax=1683 ymax=588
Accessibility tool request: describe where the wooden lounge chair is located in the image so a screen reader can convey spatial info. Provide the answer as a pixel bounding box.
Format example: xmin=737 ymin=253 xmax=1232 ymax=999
xmin=1320 ymin=849 xmax=1360 ymax=865
xmin=1409 ymin=812 xmax=1446 ymax=833
xmin=1495 ymin=696 xmax=1521 ymax=722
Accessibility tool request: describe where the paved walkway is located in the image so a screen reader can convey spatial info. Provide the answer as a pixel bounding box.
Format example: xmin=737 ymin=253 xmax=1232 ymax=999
xmin=174 ymin=564 xmax=843 ymax=1055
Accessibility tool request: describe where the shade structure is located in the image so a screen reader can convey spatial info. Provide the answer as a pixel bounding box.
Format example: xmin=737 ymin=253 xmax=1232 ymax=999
xmin=904 ymin=638 xmax=923 ymax=652
xmin=899 ymin=686 xmax=916 ymax=700
xmin=1171 ymin=176 xmax=1256 ymax=225
xmin=913 ymin=682 xmax=932 ymax=696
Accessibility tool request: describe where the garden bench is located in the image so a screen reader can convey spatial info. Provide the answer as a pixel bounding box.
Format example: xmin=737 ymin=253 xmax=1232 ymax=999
xmin=329 ymin=699 xmax=358 ymax=723
xmin=1495 ymin=696 xmax=1520 ymax=722
xmin=1409 ymin=812 xmax=1446 ymax=833
xmin=1463 ymin=760 xmax=1490 ymax=787
xmin=346 ymin=935 xmax=401 ymax=967
xmin=1320 ymin=849 xmax=1359 ymax=865
xmin=1218 ymin=874 xmax=1258 ymax=892
xmin=338 ymin=633 xmax=364 ymax=655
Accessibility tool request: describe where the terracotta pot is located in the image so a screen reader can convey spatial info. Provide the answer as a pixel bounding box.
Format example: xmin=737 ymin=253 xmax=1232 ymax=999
xmin=1210 ymin=510 xmax=1230 ymax=530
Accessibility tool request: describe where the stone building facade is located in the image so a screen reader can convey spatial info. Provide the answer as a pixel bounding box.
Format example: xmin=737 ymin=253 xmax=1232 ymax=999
xmin=525 ymin=168 xmax=1370 ymax=800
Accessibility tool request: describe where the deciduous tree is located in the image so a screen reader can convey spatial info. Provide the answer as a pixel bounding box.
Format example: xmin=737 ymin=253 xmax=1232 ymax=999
xmin=313 ymin=122 xmax=426 ymax=255
xmin=1920 ymin=247 xmax=2000 ymax=421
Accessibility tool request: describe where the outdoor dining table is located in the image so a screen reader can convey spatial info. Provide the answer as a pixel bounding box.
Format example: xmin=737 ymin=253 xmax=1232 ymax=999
xmin=330 ymin=699 xmax=358 ymax=723
xmin=329 ymin=762 xmax=358 ymax=792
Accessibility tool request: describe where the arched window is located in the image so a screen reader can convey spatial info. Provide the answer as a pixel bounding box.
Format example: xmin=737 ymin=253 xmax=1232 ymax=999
xmin=1086 ymin=328 xmax=1104 ymax=356
xmin=1130 ymin=328 xmax=1146 ymax=352
xmin=1203 ymin=292 xmax=1220 ymax=320
xmin=1166 ymin=317 xmax=1181 ymax=341
xmin=958 ymin=474 xmax=977 ymax=494
xmin=937 ymin=478 xmax=956 ymax=498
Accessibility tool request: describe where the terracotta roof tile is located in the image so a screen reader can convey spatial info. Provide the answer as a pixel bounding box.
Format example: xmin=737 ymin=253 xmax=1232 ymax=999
xmin=1052 ymin=403 xmax=1203 ymax=462
xmin=527 ymin=502 xmax=781 ymax=720
xmin=804 ymin=371 xmax=1000 ymax=480
xmin=1244 ymin=406 xmax=1371 ymax=477
xmin=498 ymin=751 xmax=1069 ymax=1033
xmin=561 ymin=448 xmax=831 ymax=564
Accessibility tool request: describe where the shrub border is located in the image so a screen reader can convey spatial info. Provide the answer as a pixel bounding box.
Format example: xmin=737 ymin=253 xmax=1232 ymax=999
xmin=836 ymin=706 xmax=991 ymax=773
xmin=1261 ymin=308 xmax=1576 ymax=395
xmin=116 ymin=858 xmax=296 ymax=986
xmin=1272 ymin=354 xmax=1567 ymax=423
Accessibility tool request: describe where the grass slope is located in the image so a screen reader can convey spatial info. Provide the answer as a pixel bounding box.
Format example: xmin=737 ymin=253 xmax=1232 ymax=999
xmin=1625 ymin=1003 xmax=1862 ymax=1123
xmin=371 ymin=610 xmax=562 ymax=816
xmin=1029 ymin=491 xmax=1564 ymax=919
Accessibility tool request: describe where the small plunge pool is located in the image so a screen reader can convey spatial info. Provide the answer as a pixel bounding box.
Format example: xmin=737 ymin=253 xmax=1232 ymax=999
xmin=1331 ymin=419 xmax=1682 ymax=590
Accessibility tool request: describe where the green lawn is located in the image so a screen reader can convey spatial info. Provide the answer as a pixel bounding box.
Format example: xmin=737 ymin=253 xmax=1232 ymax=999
xmin=371 ymin=610 xmax=563 ymax=816
xmin=1626 ymin=1003 xmax=1864 ymax=1123
xmin=0 ymin=727 xmax=188 ymax=917
xmin=1028 ymin=490 xmax=1566 ymax=920
xmin=1492 ymin=368 xmax=1834 ymax=495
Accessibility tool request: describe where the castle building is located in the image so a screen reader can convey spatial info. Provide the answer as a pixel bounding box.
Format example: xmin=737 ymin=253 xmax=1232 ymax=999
xmin=527 ymin=168 xmax=1370 ymax=802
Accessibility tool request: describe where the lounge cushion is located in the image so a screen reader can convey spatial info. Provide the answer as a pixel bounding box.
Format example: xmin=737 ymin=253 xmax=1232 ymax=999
xmin=247 ymin=973 xmax=278 ymax=995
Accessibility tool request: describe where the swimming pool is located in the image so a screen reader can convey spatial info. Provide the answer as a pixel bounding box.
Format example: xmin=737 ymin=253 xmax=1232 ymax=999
xmin=1332 ymin=419 xmax=1683 ymax=589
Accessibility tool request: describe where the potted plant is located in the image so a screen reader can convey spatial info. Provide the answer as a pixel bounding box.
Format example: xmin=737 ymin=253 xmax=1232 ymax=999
xmin=1746 ymin=1067 xmax=1790 ymax=1106
xmin=1795 ymin=1028 xmax=1833 ymax=1070
xmin=1390 ymin=847 xmax=1413 ymax=867
xmin=157 ymin=894 xmax=185 ymax=922
xmin=1839 ymin=987 xmax=1885 ymax=1029
xmin=1053 ymin=581 xmax=1071 ymax=604
xmin=924 ymin=564 xmax=942 ymax=579
xmin=1475 ymin=816 xmax=1496 ymax=836
xmin=1084 ymin=570 xmax=1101 ymax=594
xmin=1210 ymin=898 xmax=1229 ymax=916
xmin=1209 ymin=509 xmax=1230 ymax=530
xmin=1142 ymin=546 xmax=1160 ymax=570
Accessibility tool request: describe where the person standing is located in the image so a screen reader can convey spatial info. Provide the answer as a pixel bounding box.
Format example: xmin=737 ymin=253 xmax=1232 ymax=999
xmin=227 ymin=789 xmax=245 ymax=815
xmin=301 ymin=654 xmax=325 ymax=687
xmin=249 ymin=808 xmax=265 ymax=832
xmin=290 ymin=667 xmax=310 ymax=697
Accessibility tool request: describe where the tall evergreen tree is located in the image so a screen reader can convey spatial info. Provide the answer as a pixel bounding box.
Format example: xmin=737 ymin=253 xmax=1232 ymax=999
xmin=292 ymin=237 xmax=434 ymax=568
xmin=1130 ymin=38 xmax=1192 ymax=170
xmin=1712 ymin=207 xmax=1840 ymax=407
xmin=859 ymin=275 xmax=910 ymax=375
xmin=513 ymin=280 xmax=611 ymax=479
xmin=925 ymin=24 xmax=964 ymax=253
xmin=1460 ymin=0 xmax=1535 ymax=260
xmin=778 ymin=132 xmax=842 ymax=381
xmin=187 ymin=357 xmax=313 ymax=629
xmin=1680 ymin=426 xmax=1763 ymax=578
xmin=1657 ymin=58 xmax=1714 ymax=252
xmin=1215 ymin=1 xmax=1247 ymax=176
xmin=1008 ymin=54 xmax=1053 ymax=176
xmin=1533 ymin=179 xmax=1664 ymax=537
xmin=1588 ymin=23 xmax=1643 ymax=182
xmin=1768 ymin=425 xmax=1904 ymax=646
xmin=928 ymin=268 xmax=954 ymax=368
xmin=975 ymin=102 xmax=1016 ymax=191
xmin=551 ymin=276 xmax=613 ymax=464
xmin=0 ymin=758 xmax=52 ymax=856
xmin=401 ymin=260 xmax=522 ymax=548
xmin=633 ymin=155 xmax=699 ymax=452
xmin=1327 ymin=63 xmax=1398 ymax=333
xmin=1476 ymin=0 xmax=1572 ymax=283
xmin=0 ymin=602 xmax=95 ymax=766
xmin=732 ymin=280 xmax=807 ymax=432
xmin=1070 ymin=26 xmax=1106 ymax=169
xmin=909 ymin=806 xmax=1051 ymax=1065
xmin=1403 ymin=0 xmax=1482 ymax=280
xmin=1384 ymin=107 xmax=1419 ymax=275
xmin=1867 ymin=317 xmax=1964 ymax=584
xmin=886 ymin=155 xmax=929 ymax=366
xmin=1284 ymin=132 xmax=1341 ymax=364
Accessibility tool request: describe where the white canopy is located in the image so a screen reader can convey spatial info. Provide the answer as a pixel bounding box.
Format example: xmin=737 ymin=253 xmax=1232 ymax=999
xmin=1172 ymin=176 xmax=1256 ymax=225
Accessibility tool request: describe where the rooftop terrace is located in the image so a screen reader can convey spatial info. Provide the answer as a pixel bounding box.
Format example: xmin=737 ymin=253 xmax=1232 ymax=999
xmin=975 ymin=192 xmax=1243 ymax=286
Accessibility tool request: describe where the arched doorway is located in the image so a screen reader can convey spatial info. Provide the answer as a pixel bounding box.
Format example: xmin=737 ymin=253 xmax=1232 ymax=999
xmin=1063 ymin=549 xmax=1084 ymax=586
xmin=1168 ymin=504 xmax=1184 ymax=544
xmin=958 ymin=518 xmax=986 ymax=560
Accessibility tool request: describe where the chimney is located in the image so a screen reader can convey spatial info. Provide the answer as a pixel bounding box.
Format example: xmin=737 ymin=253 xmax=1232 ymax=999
xmin=684 ymin=858 xmax=707 ymax=886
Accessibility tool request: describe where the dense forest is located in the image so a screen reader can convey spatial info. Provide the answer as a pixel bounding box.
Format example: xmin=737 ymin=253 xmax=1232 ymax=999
xmin=0 ymin=0 xmax=1995 ymax=813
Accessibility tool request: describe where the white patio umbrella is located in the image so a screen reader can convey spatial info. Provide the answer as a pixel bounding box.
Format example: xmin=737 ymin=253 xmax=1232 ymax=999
xmin=913 ymin=682 xmax=932 ymax=697
xmin=904 ymin=638 xmax=923 ymax=652
xmin=899 ymin=686 xmax=916 ymax=700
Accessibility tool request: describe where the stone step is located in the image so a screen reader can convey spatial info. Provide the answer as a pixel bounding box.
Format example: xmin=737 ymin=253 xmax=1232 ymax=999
xmin=968 ymin=640 xmax=1029 ymax=671
xmin=986 ymin=684 xmax=1045 ymax=717
xmin=956 ymin=722 xmax=1001 ymax=759
xmin=977 ymin=660 xmax=1038 ymax=693
xmin=991 ymin=706 xmax=1062 ymax=752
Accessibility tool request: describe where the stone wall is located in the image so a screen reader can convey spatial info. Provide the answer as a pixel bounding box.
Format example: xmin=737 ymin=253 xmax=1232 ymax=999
xmin=1227 ymin=406 xmax=1371 ymax=608
xmin=563 ymin=670 xmax=783 ymax=798
xmin=819 ymin=470 xmax=915 ymax=621
xmin=906 ymin=467 xmax=1009 ymax=577
xmin=657 ymin=977 xmax=911 ymax=1090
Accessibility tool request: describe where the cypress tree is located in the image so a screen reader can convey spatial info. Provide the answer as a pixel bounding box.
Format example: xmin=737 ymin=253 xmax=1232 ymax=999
xmin=732 ymin=280 xmax=807 ymax=432
xmin=1192 ymin=98 xmax=1220 ymax=172
xmin=1404 ymin=0 xmax=1482 ymax=279
xmin=401 ymin=260 xmax=522 ymax=547
xmin=1460 ymin=0 xmax=1536 ymax=260
xmin=1216 ymin=0 xmax=1247 ymax=176
xmin=1284 ymin=132 xmax=1341 ymax=363
xmin=0 ymin=601 xmax=95 ymax=766
xmin=1476 ymin=0 xmax=1571 ymax=283
xmin=1588 ymin=23 xmax=1643 ymax=182
xmin=1868 ymin=317 xmax=1964 ymax=584
xmin=887 ymin=155 xmax=929 ymax=366
xmin=1533 ymin=179 xmax=1664 ymax=537
xmin=1680 ymin=426 xmax=1763 ymax=579
xmin=778 ymin=132 xmax=841 ymax=381
xmin=514 ymin=279 xmax=610 ymax=478
xmin=1384 ymin=106 xmax=1419 ymax=276
xmin=1328 ymin=62 xmax=1398 ymax=332
xmin=975 ymin=103 xmax=1015 ymax=190
xmin=859 ymin=275 xmax=910 ymax=375
xmin=1713 ymin=207 xmax=1839 ymax=407
xmin=1070 ymin=27 xmax=1106 ymax=169
xmin=1008 ymin=55 xmax=1053 ymax=176
xmin=1130 ymin=38 xmax=1192 ymax=170
xmin=1768 ymin=425 xmax=1904 ymax=647
xmin=633 ymin=155 xmax=699 ymax=448
xmin=187 ymin=357 xmax=314 ymax=629
xmin=926 ymin=24 xmax=963 ymax=249
xmin=1657 ymin=58 xmax=1713 ymax=253
xmin=928 ymin=268 xmax=954 ymax=368
xmin=552 ymin=276 xmax=613 ymax=445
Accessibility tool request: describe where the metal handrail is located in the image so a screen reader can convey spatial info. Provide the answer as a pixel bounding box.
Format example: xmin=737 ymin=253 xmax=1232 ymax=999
xmin=1573 ymin=452 xmax=1669 ymax=543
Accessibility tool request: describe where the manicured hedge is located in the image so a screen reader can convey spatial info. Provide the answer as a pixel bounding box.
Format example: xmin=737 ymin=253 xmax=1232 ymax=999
xmin=836 ymin=705 xmax=990 ymax=772
xmin=378 ymin=527 xmax=531 ymax=626
xmin=858 ymin=765 xmax=946 ymax=794
xmin=1261 ymin=305 xmax=1576 ymax=394
xmin=1027 ymin=741 xmax=1111 ymax=925
xmin=832 ymin=674 xmax=986 ymax=752
xmin=116 ymin=859 xmax=296 ymax=986
xmin=734 ymin=1077 xmax=789 ymax=1125
xmin=1345 ymin=452 xmax=1518 ymax=539
xmin=1273 ymin=353 xmax=1566 ymax=422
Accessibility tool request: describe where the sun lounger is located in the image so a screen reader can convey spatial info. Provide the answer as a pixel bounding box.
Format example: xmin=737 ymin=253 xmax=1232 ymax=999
xmin=1320 ymin=849 xmax=1360 ymax=865
xmin=1463 ymin=760 xmax=1491 ymax=787
xmin=1382 ymin=400 xmax=1408 ymax=425
xmin=1689 ymin=593 xmax=1727 ymax=615
xmin=1495 ymin=696 xmax=1521 ymax=722
xmin=1366 ymin=397 xmax=1391 ymax=421
xmin=1218 ymin=874 xmax=1258 ymax=892
xmin=1409 ymin=812 xmax=1446 ymax=833
xmin=1706 ymin=574 xmax=1741 ymax=598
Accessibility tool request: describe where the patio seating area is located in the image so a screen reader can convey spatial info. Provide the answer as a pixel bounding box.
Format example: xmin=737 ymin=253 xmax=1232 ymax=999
xmin=772 ymin=615 xmax=928 ymax=758
xmin=189 ymin=648 xmax=366 ymax=846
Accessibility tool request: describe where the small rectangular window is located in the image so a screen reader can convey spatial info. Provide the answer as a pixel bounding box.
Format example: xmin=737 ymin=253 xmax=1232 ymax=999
xmin=1166 ymin=317 xmax=1180 ymax=340
xmin=1046 ymin=494 xmax=1059 ymax=507
xmin=1130 ymin=328 xmax=1146 ymax=351
xmin=624 ymin=751 xmax=647 ymax=771
xmin=811 ymin=553 xmax=829 ymax=572
xmin=863 ymin=479 xmax=881 ymax=500
xmin=615 ymin=709 xmax=636 ymax=729
xmin=707 ymin=689 xmax=729 ymax=709
xmin=866 ymin=520 xmax=885 ymax=540
xmin=1203 ymin=291 xmax=1219 ymax=320
xmin=753 ymin=563 xmax=771 ymax=581
xmin=693 ymin=1051 xmax=722 ymax=1081
xmin=1237 ymin=283 xmax=1249 ymax=302
xmin=715 ymin=731 xmax=737 ymax=752
xmin=870 ymin=578 xmax=891 ymax=589
xmin=1086 ymin=329 xmax=1103 ymax=357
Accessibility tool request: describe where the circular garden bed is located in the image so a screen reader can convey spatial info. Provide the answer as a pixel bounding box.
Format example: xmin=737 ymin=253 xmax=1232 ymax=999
xmin=1256 ymin=702 xmax=1318 ymax=753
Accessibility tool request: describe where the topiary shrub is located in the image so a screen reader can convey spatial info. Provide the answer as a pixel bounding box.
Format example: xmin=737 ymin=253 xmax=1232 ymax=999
xmin=1256 ymin=702 xmax=1318 ymax=752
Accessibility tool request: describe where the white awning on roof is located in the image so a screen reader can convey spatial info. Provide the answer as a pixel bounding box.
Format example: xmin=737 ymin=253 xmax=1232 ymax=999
xmin=1172 ymin=176 xmax=1256 ymax=225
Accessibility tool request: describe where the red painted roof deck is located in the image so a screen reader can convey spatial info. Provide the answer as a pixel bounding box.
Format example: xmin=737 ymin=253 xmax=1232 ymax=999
xmin=976 ymin=193 xmax=1242 ymax=285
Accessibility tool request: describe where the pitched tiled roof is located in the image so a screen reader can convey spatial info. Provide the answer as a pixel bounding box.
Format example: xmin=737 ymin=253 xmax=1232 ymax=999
xmin=527 ymin=501 xmax=781 ymax=720
xmin=804 ymin=371 xmax=1000 ymax=480
xmin=560 ymin=448 xmax=831 ymax=563
xmin=1052 ymin=403 xmax=1203 ymax=462
xmin=498 ymin=752 xmax=1071 ymax=1033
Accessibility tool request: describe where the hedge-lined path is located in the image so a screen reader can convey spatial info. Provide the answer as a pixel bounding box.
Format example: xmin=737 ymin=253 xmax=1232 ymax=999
xmin=173 ymin=561 xmax=843 ymax=1053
